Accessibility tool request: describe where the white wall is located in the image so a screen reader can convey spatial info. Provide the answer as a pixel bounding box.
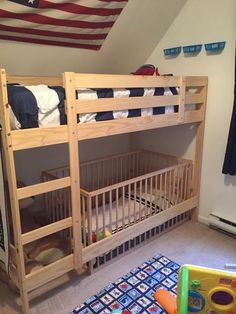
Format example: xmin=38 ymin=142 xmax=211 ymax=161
xmin=0 ymin=0 xmax=186 ymax=75
xmin=133 ymin=0 xmax=236 ymax=222
xmin=15 ymin=134 xmax=131 ymax=185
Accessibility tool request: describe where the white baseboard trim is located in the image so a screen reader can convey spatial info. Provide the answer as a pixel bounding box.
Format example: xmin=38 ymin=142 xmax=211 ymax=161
xmin=198 ymin=215 xmax=209 ymax=225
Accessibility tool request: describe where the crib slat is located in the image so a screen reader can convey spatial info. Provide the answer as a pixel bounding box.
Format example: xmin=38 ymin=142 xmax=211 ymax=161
xmin=87 ymin=196 xmax=92 ymax=245
xmin=116 ymin=188 xmax=119 ymax=232
xmin=180 ymin=165 xmax=184 ymax=201
xmin=109 ymin=191 xmax=112 ymax=234
xmin=122 ymin=186 xmax=125 ymax=229
xmin=183 ymin=165 xmax=188 ymax=201
xmin=102 ymin=192 xmax=106 ymax=238
xmin=145 ymin=178 xmax=148 ymax=218
xmin=128 ymin=184 xmax=131 ymax=226
xmin=159 ymin=173 xmax=163 ymax=210
xmin=149 ymin=177 xmax=153 ymax=217
xmin=164 ymin=172 xmax=167 ymax=210
xmin=139 ymin=180 xmax=142 ymax=221
xmin=154 ymin=175 xmax=159 ymax=214
xmin=171 ymin=169 xmax=176 ymax=206
xmin=134 ymin=182 xmax=137 ymax=223
xmin=95 ymin=195 xmax=99 ymax=242
xmin=176 ymin=167 xmax=180 ymax=204
xmin=81 ymin=196 xmax=86 ymax=247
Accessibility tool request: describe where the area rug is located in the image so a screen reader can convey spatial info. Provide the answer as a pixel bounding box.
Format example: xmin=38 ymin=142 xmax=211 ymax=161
xmin=70 ymin=254 xmax=179 ymax=314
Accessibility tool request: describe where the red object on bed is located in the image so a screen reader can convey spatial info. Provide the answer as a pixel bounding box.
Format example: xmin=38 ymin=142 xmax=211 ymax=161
xmin=132 ymin=64 xmax=155 ymax=76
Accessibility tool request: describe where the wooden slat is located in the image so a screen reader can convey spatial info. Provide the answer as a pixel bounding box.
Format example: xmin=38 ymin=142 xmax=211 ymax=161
xmin=82 ymin=196 xmax=198 ymax=263
xmin=184 ymin=109 xmax=204 ymax=123
xmin=178 ymin=76 xmax=186 ymax=122
xmin=186 ymin=76 xmax=208 ymax=87
xmin=75 ymin=95 xmax=179 ymax=114
xmin=11 ymin=125 xmax=68 ymax=151
xmin=22 ymin=217 xmax=72 ymax=245
xmin=185 ymin=93 xmax=205 ymax=104
xmin=17 ymin=177 xmax=70 ymax=199
xmin=11 ymin=109 xmax=204 ymax=151
xmin=28 ymin=267 xmax=88 ymax=301
xmin=77 ymin=113 xmax=178 ymax=141
xmin=7 ymin=75 xmax=62 ymax=86
xmin=192 ymin=82 xmax=208 ymax=220
xmin=77 ymin=110 xmax=204 ymax=141
xmin=25 ymin=254 xmax=74 ymax=291
xmin=75 ymin=73 xmax=179 ymax=89
xmin=63 ymin=72 xmax=82 ymax=270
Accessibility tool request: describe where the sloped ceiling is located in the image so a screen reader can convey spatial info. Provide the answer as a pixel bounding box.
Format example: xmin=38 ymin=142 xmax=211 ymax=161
xmin=102 ymin=0 xmax=188 ymax=73
xmin=0 ymin=0 xmax=187 ymax=75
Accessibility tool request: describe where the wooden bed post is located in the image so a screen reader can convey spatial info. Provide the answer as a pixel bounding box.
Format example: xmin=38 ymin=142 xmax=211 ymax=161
xmin=63 ymin=72 xmax=83 ymax=270
xmin=192 ymin=80 xmax=208 ymax=220
xmin=0 ymin=69 xmax=30 ymax=313
xmin=178 ymin=76 xmax=186 ymax=123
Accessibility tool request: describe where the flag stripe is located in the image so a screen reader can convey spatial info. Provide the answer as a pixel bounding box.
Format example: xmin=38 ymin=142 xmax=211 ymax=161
xmin=0 ymin=19 xmax=111 ymax=35
xmin=3 ymin=1 xmax=121 ymax=22
xmin=0 ymin=23 xmax=107 ymax=40
xmin=0 ymin=9 xmax=115 ymax=28
xmin=0 ymin=0 xmax=128 ymax=50
xmin=0 ymin=30 xmax=103 ymax=45
xmin=39 ymin=1 xmax=124 ymax=16
xmin=99 ymin=0 xmax=128 ymax=2
xmin=43 ymin=0 xmax=127 ymax=10
xmin=0 ymin=34 xmax=101 ymax=49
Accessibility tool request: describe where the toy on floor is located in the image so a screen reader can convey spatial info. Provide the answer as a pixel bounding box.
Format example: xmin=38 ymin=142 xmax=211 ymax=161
xmin=154 ymin=264 xmax=236 ymax=314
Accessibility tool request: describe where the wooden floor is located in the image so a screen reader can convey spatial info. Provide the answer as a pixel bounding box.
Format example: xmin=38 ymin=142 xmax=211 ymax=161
xmin=0 ymin=222 xmax=236 ymax=314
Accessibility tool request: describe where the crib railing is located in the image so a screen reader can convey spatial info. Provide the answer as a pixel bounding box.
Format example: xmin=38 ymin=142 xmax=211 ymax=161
xmin=81 ymin=161 xmax=193 ymax=248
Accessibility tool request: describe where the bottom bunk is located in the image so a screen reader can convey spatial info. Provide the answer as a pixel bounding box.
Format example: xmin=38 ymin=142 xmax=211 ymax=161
xmin=41 ymin=150 xmax=194 ymax=265
xmin=4 ymin=150 xmax=196 ymax=297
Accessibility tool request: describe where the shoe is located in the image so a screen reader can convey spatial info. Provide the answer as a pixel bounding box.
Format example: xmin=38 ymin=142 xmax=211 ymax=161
xmin=132 ymin=64 xmax=155 ymax=76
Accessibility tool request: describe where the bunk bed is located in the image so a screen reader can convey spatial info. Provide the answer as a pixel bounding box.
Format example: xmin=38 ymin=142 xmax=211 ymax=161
xmin=0 ymin=69 xmax=208 ymax=314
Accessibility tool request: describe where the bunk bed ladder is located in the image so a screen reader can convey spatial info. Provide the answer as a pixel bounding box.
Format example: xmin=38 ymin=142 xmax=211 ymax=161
xmin=0 ymin=69 xmax=29 ymax=313
xmin=0 ymin=70 xmax=83 ymax=314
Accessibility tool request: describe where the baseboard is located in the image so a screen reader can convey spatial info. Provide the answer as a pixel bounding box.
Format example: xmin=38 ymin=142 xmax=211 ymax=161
xmin=198 ymin=215 xmax=209 ymax=225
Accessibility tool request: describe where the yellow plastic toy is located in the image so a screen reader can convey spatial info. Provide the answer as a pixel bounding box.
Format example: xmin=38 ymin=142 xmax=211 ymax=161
xmin=154 ymin=264 xmax=236 ymax=314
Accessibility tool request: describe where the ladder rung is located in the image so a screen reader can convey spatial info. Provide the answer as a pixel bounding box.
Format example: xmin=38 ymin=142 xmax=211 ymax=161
xmin=17 ymin=177 xmax=70 ymax=200
xmin=22 ymin=217 xmax=72 ymax=245
xmin=25 ymin=254 xmax=74 ymax=291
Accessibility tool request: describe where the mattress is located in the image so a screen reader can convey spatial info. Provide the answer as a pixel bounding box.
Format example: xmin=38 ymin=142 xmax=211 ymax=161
xmin=7 ymin=84 xmax=179 ymax=130
xmin=85 ymin=191 xmax=173 ymax=233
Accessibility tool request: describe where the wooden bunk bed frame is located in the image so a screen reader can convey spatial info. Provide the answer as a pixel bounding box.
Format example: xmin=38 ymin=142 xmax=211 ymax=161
xmin=0 ymin=69 xmax=207 ymax=314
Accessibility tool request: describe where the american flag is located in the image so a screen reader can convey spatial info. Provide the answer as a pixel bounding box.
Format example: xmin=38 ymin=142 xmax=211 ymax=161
xmin=0 ymin=0 xmax=128 ymax=50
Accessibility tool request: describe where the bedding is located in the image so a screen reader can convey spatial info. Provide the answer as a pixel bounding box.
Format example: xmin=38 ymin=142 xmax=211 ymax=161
xmin=85 ymin=190 xmax=173 ymax=233
xmin=7 ymin=84 xmax=179 ymax=130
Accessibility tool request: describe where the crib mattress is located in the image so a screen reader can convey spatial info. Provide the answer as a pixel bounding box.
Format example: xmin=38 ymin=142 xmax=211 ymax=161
xmin=7 ymin=84 xmax=178 ymax=130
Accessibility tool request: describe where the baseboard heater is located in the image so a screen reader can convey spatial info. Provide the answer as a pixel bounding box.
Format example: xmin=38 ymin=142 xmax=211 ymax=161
xmin=209 ymin=212 xmax=236 ymax=236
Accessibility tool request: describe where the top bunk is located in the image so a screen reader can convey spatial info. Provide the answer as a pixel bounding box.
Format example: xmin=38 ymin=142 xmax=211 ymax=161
xmin=0 ymin=69 xmax=208 ymax=151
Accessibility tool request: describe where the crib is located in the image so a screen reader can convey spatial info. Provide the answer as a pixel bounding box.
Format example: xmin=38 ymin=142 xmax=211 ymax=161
xmin=42 ymin=150 xmax=193 ymax=266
